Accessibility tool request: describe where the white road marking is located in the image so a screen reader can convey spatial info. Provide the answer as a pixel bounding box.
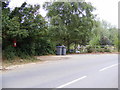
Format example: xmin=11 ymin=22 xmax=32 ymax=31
xmin=56 ymin=76 xmax=87 ymax=88
xmin=99 ymin=64 xmax=118 ymax=72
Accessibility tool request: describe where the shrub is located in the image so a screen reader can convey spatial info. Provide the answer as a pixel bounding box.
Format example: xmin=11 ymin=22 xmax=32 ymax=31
xmin=3 ymin=45 xmax=16 ymax=60
xmin=16 ymin=49 xmax=30 ymax=59
xmin=86 ymin=45 xmax=94 ymax=53
xmin=98 ymin=48 xmax=104 ymax=52
xmin=35 ymin=39 xmax=55 ymax=55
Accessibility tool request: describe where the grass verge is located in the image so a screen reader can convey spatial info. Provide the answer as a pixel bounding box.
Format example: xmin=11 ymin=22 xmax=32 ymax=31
xmin=2 ymin=56 xmax=42 ymax=68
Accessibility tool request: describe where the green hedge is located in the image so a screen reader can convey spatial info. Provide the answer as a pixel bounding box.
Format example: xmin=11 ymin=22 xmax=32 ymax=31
xmin=3 ymin=38 xmax=55 ymax=60
xmin=85 ymin=45 xmax=114 ymax=53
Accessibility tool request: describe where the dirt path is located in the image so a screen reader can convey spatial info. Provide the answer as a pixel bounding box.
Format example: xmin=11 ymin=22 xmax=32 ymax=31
xmin=1 ymin=52 xmax=118 ymax=72
xmin=1 ymin=55 xmax=71 ymax=71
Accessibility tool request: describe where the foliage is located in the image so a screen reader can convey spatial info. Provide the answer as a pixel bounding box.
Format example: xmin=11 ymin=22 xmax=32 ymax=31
xmin=85 ymin=45 xmax=113 ymax=53
xmin=2 ymin=1 xmax=118 ymax=61
xmin=91 ymin=20 xmax=118 ymax=47
xmin=34 ymin=38 xmax=55 ymax=55
xmin=43 ymin=1 xmax=95 ymax=51
xmin=89 ymin=36 xmax=100 ymax=46
xmin=86 ymin=45 xmax=94 ymax=53
xmin=3 ymin=45 xmax=16 ymax=60
xmin=2 ymin=1 xmax=54 ymax=60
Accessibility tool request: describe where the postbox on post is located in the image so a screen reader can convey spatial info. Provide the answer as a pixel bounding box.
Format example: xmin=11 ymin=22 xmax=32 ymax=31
xmin=13 ymin=39 xmax=17 ymax=47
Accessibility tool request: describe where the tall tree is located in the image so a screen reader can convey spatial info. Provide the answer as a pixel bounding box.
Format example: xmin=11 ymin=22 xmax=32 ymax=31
xmin=2 ymin=1 xmax=50 ymax=59
xmin=43 ymin=1 xmax=95 ymax=51
xmin=90 ymin=20 xmax=118 ymax=46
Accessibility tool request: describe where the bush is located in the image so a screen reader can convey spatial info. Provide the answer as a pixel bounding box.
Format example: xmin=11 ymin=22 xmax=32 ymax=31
xmin=85 ymin=45 xmax=114 ymax=53
xmin=79 ymin=46 xmax=87 ymax=53
xmin=97 ymin=48 xmax=104 ymax=52
xmin=18 ymin=38 xmax=36 ymax=56
xmin=3 ymin=45 xmax=16 ymax=60
xmin=35 ymin=39 xmax=55 ymax=55
xmin=104 ymin=46 xmax=109 ymax=52
xmin=16 ymin=49 xmax=30 ymax=59
xmin=3 ymin=37 xmax=55 ymax=60
xmin=86 ymin=45 xmax=94 ymax=53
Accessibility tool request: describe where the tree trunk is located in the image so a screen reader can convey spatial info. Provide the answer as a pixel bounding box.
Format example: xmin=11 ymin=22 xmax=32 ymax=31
xmin=66 ymin=40 xmax=70 ymax=53
xmin=74 ymin=42 xmax=77 ymax=52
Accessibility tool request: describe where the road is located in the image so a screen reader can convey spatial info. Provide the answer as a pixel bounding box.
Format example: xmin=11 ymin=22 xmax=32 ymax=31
xmin=1 ymin=54 xmax=118 ymax=88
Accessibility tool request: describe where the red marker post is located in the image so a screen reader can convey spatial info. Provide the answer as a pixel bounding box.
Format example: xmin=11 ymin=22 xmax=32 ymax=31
xmin=13 ymin=40 xmax=17 ymax=47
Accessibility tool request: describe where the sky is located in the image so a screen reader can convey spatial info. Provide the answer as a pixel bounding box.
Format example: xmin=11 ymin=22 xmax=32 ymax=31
xmin=8 ymin=0 xmax=119 ymax=27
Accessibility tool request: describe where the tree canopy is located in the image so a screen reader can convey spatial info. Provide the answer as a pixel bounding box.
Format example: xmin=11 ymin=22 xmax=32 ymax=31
xmin=43 ymin=1 xmax=96 ymax=51
xmin=1 ymin=1 xmax=119 ymax=60
xmin=2 ymin=1 xmax=54 ymax=60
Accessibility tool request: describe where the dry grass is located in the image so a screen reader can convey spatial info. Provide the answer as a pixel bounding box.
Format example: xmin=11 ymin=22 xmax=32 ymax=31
xmin=2 ymin=57 xmax=42 ymax=68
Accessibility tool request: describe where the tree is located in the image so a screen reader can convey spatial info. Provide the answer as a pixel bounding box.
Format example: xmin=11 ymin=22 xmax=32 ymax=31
xmin=90 ymin=20 xmax=118 ymax=47
xmin=43 ymin=1 xmax=95 ymax=52
xmin=2 ymin=1 xmax=53 ymax=60
xmin=2 ymin=2 xmax=29 ymax=49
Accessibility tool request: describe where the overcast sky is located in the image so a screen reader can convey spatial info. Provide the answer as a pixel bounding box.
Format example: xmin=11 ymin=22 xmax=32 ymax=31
xmin=8 ymin=0 xmax=119 ymax=27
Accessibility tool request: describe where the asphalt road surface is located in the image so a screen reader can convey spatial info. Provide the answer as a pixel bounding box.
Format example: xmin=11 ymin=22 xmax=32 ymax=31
xmin=1 ymin=54 xmax=118 ymax=88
